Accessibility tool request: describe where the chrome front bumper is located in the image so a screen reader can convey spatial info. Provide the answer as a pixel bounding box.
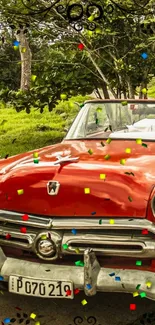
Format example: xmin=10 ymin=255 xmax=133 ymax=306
xmin=1 ymin=247 xmax=155 ymax=300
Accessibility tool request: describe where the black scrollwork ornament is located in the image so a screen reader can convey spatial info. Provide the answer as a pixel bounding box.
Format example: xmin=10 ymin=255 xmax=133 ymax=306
xmin=74 ymin=316 xmax=84 ymax=325
xmin=68 ymin=316 xmax=102 ymax=325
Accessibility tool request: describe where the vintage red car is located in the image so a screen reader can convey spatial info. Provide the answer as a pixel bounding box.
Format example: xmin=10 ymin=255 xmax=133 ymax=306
xmin=0 ymin=99 xmax=155 ymax=300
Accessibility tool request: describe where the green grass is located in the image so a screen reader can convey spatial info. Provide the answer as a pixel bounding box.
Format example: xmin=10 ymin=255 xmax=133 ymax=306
xmin=0 ymin=95 xmax=93 ymax=158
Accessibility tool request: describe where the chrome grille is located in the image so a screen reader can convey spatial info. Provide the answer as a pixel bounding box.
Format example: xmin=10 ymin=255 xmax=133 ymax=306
xmin=0 ymin=210 xmax=155 ymax=260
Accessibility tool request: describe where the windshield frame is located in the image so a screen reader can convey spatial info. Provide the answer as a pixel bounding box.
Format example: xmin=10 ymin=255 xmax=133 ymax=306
xmin=64 ymin=99 xmax=155 ymax=141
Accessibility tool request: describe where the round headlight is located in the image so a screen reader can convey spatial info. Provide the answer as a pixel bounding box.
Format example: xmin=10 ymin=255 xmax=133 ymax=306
xmin=38 ymin=239 xmax=56 ymax=257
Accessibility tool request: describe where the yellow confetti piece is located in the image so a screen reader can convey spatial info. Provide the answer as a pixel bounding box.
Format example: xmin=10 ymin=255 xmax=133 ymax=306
xmin=136 ymin=139 xmax=142 ymax=145
xmin=21 ymin=47 xmax=26 ymax=53
xmin=121 ymin=101 xmax=128 ymax=106
xmin=87 ymin=30 xmax=93 ymax=36
xmin=106 ymin=138 xmax=112 ymax=144
xmin=142 ymin=88 xmax=147 ymax=94
xmin=125 ymin=148 xmax=131 ymax=154
xmin=60 ymin=93 xmax=67 ymax=100
xmin=30 ymin=313 xmax=37 ymax=320
xmin=146 ymin=281 xmax=152 ymax=288
xmin=75 ymin=248 xmax=80 ymax=254
xmin=96 ymin=107 xmax=102 ymax=112
xmin=88 ymin=149 xmax=93 ymax=155
xmin=33 ymin=152 xmax=39 ymax=158
xmin=81 ymin=299 xmax=88 ymax=306
xmin=120 ymin=159 xmax=126 ymax=165
xmin=110 ymin=219 xmax=114 ymax=224
xmin=31 ymin=75 xmax=37 ymax=82
xmin=41 ymin=235 xmax=47 ymax=240
xmin=104 ymin=154 xmax=111 ymax=160
xmin=100 ymin=174 xmax=106 ymax=180
xmin=133 ymin=291 xmax=139 ymax=297
xmin=13 ymin=46 xmax=19 ymax=51
xmin=35 ymin=322 xmax=40 ymax=325
xmin=17 ymin=189 xmax=24 ymax=195
xmin=88 ymin=15 xmax=95 ymax=22
xmin=95 ymin=28 xmax=101 ymax=34
xmin=84 ymin=188 xmax=90 ymax=194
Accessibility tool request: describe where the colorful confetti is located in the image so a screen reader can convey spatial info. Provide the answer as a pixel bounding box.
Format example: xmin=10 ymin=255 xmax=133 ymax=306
xmin=99 ymin=219 xmax=102 ymax=224
xmin=30 ymin=313 xmax=37 ymax=320
xmin=91 ymin=211 xmax=96 ymax=215
xmin=86 ymin=284 xmax=92 ymax=289
xmin=31 ymin=75 xmax=37 ymax=82
xmin=78 ymin=43 xmax=84 ymax=50
xmin=66 ymin=289 xmax=72 ymax=296
xmin=75 ymin=248 xmax=80 ymax=254
xmin=34 ymin=159 xmax=39 ymax=164
xmin=88 ymin=15 xmax=95 ymax=22
xmin=21 ymin=47 xmax=26 ymax=53
xmin=106 ymin=138 xmax=112 ymax=144
xmin=104 ymin=154 xmax=111 ymax=160
xmin=3 ymin=318 xmax=11 ymax=324
xmin=6 ymin=234 xmax=11 ymax=240
xmin=140 ymin=292 xmax=146 ymax=298
xmin=128 ymin=196 xmax=133 ymax=202
xmin=33 ymin=152 xmax=38 ymax=158
xmin=141 ymin=52 xmax=148 ymax=59
xmin=17 ymin=189 xmax=24 ymax=195
xmin=0 ymin=276 xmax=4 ymax=281
xmin=110 ymin=219 xmax=114 ymax=224
xmin=136 ymin=260 xmax=142 ymax=266
xmin=88 ymin=149 xmax=93 ymax=155
xmin=100 ymin=173 xmax=106 ymax=180
xmin=146 ymin=281 xmax=152 ymax=288
xmin=13 ymin=46 xmax=19 ymax=51
xmin=121 ymin=101 xmax=128 ymax=106
xmin=62 ymin=244 xmax=68 ymax=250
xmin=84 ymin=188 xmax=90 ymax=194
xmin=130 ymin=304 xmax=136 ymax=310
xmin=142 ymin=229 xmax=148 ymax=235
xmin=60 ymin=93 xmax=67 ymax=100
xmin=125 ymin=148 xmax=131 ymax=154
xmin=81 ymin=299 xmax=88 ymax=306
xmin=41 ymin=235 xmax=47 ymax=240
xmin=71 ymin=229 xmax=77 ymax=235
xmin=109 ymin=272 xmax=115 ymax=277
xmin=136 ymin=284 xmax=141 ymax=290
xmin=136 ymin=139 xmax=142 ymax=145
xmin=101 ymin=141 xmax=105 ymax=147
xmin=22 ymin=214 xmax=29 ymax=221
xmin=20 ymin=227 xmax=27 ymax=233
xmin=142 ymin=143 xmax=148 ymax=148
xmin=74 ymin=288 xmax=80 ymax=295
xmin=142 ymin=88 xmax=147 ymax=94
xmin=115 ymin=276 xmax=121 ymax=281
xmin=95 ymin=28 xmax=101 ymax=34
xmin=13 ymin=40 xmax=20 ymax=46
xmin=133 ymin=291 xmax=139 ymax=297
xmin=120 ymin=159 xmax=126 ymax=165
xmin=75 ymin=260 xmax=84 ymax=267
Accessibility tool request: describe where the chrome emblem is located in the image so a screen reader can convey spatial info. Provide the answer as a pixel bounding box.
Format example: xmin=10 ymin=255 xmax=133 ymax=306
xmin=47 ymin=181 xmax=60 ymax=196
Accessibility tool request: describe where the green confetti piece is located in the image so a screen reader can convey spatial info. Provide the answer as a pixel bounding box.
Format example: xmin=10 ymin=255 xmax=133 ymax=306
xmin=104 ymin=154 xmax=111 ymax=160
xmin=142 ymin=143 xmax=148 ymax=148
xmin=96 ymin=107 xmax=102 ymax=112
xmin=121 ymin=101 xmax=128 ymax=106
xmin=62 ymin=244 xmax=68 ymax=250
xmin=80 ymin=103 xmax=84 ymax=108
xmin=88 ymin=149 xmax=93 ymax=155
xmin=101 ymin=141 xmax=105 ymax=147
xmin=34 ymin=159 xmax=39 ymax=164
xmin=88 ymin=15 xmax=95 ymax=22
xmin=136 ymin=260 xmax=142 ymax=266
xmin=99 ymin=219 xmax=102 ymax=224
xmin=136 ymin=284 xmax=141 ymax=290
xmin=106 ymin=138 xmax=112 ymax=144
xmin=75 ymin=260 xmax=84 ymax=266
xmin=96 ymin=118 xmax=99 ymax=124
xmin=128 ymin=196 xmax=133 ymax=202
xmin=140 ymin=292 xmax=146 ymax=298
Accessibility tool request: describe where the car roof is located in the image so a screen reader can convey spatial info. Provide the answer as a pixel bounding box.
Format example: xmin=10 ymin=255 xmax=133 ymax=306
xmin=84 ymin=99 xmax=155 ymax=103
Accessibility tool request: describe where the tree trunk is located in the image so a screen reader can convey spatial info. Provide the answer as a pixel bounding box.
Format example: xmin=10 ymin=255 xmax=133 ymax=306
xmin=16 ymin=31 xmax=32 ymax=91
xmin=127 ymin=79 xmax=135 ymax=99
xmin=101 ymin=82 xmax=110 ymax=99
xmin=95 ymin=88 xmax=103 ymax=99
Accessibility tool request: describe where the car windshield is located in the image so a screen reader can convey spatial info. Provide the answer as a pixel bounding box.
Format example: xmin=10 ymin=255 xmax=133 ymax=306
xmin=65 ymin=101 xmax=155 ymax=140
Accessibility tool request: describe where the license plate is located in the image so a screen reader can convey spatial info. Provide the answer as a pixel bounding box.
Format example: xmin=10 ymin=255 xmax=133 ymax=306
xmin=9 ymin=276 xmax=74 ymax=299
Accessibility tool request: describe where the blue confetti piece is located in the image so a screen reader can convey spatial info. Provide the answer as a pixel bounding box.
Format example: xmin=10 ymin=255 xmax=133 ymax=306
xmin=109 ymin=272 xmax=115 ymax=277
xmin=71 ymin=228 xmax=77 ymax=235
xmin=91 ymin=211 xmax=96 ymax=215
xmin=141 ymin=52 xmax=148 ymax=59
xmin=115 ymin=276 xmax=121 ymax=281
xmin=13 ymin=40 xmax=20 ymax=46
xmin=4 ymin=318 xmax=11 ymax=324
xmin=0 ymin=276 xmax=4 ymax=281
xmin=86 ymin=284 xmax=92 ymax=289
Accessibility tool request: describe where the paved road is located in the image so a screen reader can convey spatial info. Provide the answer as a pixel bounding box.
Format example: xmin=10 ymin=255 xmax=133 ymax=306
xmin=0 ymin=291 xmax=155 ymax=325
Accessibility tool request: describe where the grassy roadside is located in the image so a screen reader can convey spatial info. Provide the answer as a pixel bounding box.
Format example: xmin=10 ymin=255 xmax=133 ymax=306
xmin=0 ymin=95 xmax=92 ymax=158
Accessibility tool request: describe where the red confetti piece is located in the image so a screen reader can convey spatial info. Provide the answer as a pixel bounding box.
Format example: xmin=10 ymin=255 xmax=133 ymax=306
xmin=15 ymin=307 xmax=22 ymax=310
xmin=130 ymin=304 xmax=136 ymax=310
xmin=142 ymin=229 xmax=148 ymax=235
xmin=6 ymin=233 xmax=11 ymax=240
xmin=74 ymin=288 xmax=80 ymax=295
xmin=78 ymin=43 xmax=84 ymax=50
xmin=22 ymin=214 xmax=29 ymax=221
xmin=66 ymin=289 xmax=72 ymax=296
xmin=20 ymin=227 xmax=27 ymax=233
xmin=6 ymin=195 xmax=12 ymax=201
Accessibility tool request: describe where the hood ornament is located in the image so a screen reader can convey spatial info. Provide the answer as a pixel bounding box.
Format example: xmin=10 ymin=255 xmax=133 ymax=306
xmin=54 ymin=155 xmax=79 ymax=165
xmin=47 ymin=181 xmax=60 ymax=196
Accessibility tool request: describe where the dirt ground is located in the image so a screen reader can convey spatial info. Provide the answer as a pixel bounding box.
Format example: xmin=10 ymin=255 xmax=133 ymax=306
xmin=0 ymin=291 xmax=155 ymax=325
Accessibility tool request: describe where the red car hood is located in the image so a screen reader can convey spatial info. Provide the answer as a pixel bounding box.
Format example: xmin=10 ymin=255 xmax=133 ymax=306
xmin=0 ymin=139 xmax=155 ymax=218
